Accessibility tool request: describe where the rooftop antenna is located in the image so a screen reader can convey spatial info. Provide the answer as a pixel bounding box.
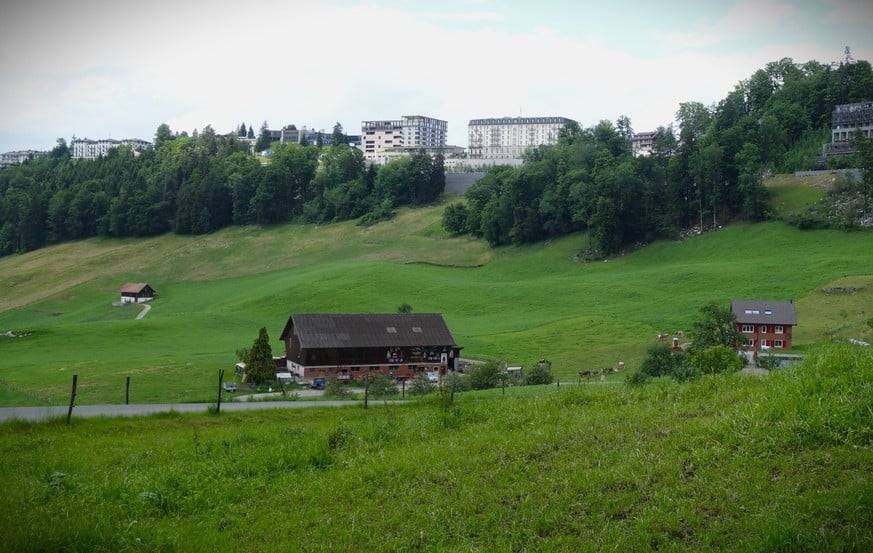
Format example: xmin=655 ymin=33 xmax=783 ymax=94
xmin=844 ymin=46 xmax=854 ymax=65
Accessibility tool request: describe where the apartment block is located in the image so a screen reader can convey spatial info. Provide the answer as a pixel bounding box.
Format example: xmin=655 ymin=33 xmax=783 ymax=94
xmin=361 ymin=115 xmax=447 ymax=164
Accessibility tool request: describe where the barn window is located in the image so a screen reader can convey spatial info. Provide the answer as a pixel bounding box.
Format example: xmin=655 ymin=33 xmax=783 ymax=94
xmin=775 ymin=325 xmax=783 ymax=334
xmin=764 ymin=310 xmax=772 ymax=315
xmin=386 ymin=327 xmax=397 ymax=333
xmin=742 ymin=324 xmax=754 ymax=333
xmin=774 ymin=340 xmax=784 ymax=348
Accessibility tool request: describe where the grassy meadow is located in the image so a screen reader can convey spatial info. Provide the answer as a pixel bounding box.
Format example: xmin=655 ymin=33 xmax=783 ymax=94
xmin=1 ymin=195 xmax=873 ymax=406
xmin=0 ymin=345 xmax=870 ymax=552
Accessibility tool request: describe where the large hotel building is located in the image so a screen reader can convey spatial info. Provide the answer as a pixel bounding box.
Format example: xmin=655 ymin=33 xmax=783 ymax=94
xmin=467 ymin=116 xmax=574 ymax=159
xmin=361 ymin=115 xmax=447 ymax=164
xmin=71 ymin=138 xmax=152 ymax=160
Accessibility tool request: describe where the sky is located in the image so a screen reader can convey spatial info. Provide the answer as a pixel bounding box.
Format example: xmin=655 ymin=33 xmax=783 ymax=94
xmin=0 ymin=0 xmax=871 ymax=152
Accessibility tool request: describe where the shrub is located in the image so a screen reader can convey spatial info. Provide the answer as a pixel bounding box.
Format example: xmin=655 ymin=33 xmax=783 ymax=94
xmin=443 ymin=373 xmax=470 ymax=393
xmin=757 ymin=352 xmax=779 ymax=370
xmin=367 ymin=375 xmax=398 ymax=399
xmin=408 ymin=375 xmax=435 ymax=396
xmin=625 ymin=369 xmax=650 ymax=387
xmin=639 ymin=343 xmax=679 ymax=377
xmin=324 ymin=380 xmax=353 ymax=399
xmin=688 ymin=345 xmax=744 ymax=376
xmin=442 ymin=203 xmax=469 ymax=235
xmin=467 ymin=361 xmax=501 ymax=390
xmin=525 ymin=363 xmax=553 ymax=385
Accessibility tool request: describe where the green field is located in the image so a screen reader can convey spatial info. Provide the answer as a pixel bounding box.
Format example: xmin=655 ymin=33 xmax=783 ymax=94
xmin=1 ymin=345 xmax=870 ymax=552
xmin=1 ymin=198 xmax=873 ymax=406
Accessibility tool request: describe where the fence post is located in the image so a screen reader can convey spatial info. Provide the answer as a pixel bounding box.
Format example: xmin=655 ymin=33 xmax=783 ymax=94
xmin=216 ymin=368 xmax=225 ymax=414
xmin=557 ymin=377 xmax=560 ymax=388
xmin=364 ymin=377 xmax=370 ymax=409
xmin=401 ymin=379 xmax=406 ymax=399
xmin=125 ymin=376 xmax=130 ymax=405
xmin=66 ymin=374 xmax=78 ymax=425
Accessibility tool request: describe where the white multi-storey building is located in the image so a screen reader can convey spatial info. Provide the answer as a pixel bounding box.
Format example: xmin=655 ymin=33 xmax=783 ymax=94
xmin=71 ymin=138 xmax=152 ymax=160
xmin=361 ymin=115 xmax=447 ymax=164
xmin=631 ymin=131 xmax=657 ymax=156
xmin=0 ymin=149 xmax=47 ymax=168
xmin=467 ymin=116 xmax=573 ymax=159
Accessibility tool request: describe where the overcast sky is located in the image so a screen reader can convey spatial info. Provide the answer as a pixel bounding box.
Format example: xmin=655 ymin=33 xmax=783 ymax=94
xmin=1 ymin=0 xmax=871 ymax=152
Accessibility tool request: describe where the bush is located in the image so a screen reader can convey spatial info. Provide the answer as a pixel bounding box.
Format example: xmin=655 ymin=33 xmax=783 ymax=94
xmin=442 ymin=203 xmax=469 ymax=235
xmin=408 ymin=375 xmax=435 ymax=396
xmin=367 ymin=375 xmax=398 ymax=399
xmin=442 ymin=373 xmax=470 ymax=393
xmin=467 ymin=361 xmax=501 ymax=390
xmin=639 ymin=343 xmax=680 ymax=377
xmin=324 ymin=380 xmax=353 ymax=399
xmin=625 ymin=369 xmax=650 ymax=387
xmin=525 ymin=363 xmax=553 ymax=385
xmin=688 ymin=345 xmax=744 ymax=376
xmin=757 ymin=352 xmax=779 ymax=370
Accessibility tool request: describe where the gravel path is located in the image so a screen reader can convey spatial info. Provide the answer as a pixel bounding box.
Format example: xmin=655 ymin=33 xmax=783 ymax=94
xmin=135 ymin=303 xmax=151 ymax=320
xmin=0 ymin=399 xmax=398 ymax=423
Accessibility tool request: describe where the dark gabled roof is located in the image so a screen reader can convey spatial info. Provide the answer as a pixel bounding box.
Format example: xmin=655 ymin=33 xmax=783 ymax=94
xmin=120 ymin=283 xmax=152 ymax=294
xmin=731 ymin=300 xmax=796 ymax=325
xmin=280 ymin=313 xmax=457 ymax=349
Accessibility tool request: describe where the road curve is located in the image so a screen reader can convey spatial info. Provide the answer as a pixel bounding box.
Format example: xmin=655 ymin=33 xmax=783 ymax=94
xmin=0 ymin=399 xmax=402 ymax=423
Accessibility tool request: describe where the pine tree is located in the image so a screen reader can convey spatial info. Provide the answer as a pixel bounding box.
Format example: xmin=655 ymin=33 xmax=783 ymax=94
xmin=247 ymin=125 xmax=254 ymax=139
xmin=246 ymin=327 xmax=274 ymax=384
xmin=238 ymin=122 xmax=247 ymax=137
xmin=331 ymin=122 xmax=345 ymax=146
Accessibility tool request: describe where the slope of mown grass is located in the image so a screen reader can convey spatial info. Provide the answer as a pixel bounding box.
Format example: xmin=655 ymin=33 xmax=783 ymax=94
xmin=1 ymin=205 xmax=873 ymax=405
xmin=0 ymin=346 xmax=870 ymax=552
xmin=764 ymin=173 xmax=831 ymax=219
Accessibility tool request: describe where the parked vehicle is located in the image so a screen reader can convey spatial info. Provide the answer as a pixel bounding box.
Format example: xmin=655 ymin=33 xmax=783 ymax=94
xmin=222 ymin=382 xmax=238 ymax=392
xmin=310 ymin=378 xmax=326 ymax=390
xmin=426 ymin=371 xmax=439 ymax=383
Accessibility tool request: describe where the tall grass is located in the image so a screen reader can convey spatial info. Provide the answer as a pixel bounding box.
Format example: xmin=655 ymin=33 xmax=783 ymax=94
xmin=1 ymin=346 xmax=871 ymax=551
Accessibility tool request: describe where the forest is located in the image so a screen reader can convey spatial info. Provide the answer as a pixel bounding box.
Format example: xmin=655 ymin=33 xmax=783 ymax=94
xmin=2 ymin=57 xmax=872 ymax=258
xmin=0 ymin=127 xmax=445 ymax=256
xmin=443 ymin=57 xmax=873 ymax=254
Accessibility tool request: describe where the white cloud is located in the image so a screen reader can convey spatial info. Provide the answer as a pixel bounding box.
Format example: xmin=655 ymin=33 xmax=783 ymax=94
xmin=823 ymin=0 xmax=873 ymax=26
xmin=661 ymin=0 xmax=798 ymax=49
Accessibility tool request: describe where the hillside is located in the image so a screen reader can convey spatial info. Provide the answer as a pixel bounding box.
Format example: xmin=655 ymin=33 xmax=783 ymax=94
xmin=1 ymin=199 xmax=873 ymax=406
xmin=1 ymin=346 xmax=871 ymax=551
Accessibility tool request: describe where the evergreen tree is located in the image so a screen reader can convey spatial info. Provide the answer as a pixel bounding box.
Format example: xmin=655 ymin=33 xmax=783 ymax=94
xmin=255 ymin=121 xmax=271 ymax=151
xmin=331 ymin=122 xmax=346 ymax=146
xmin=247 ymin=125 xmax=254 ymax=139
xmin=246 ymin=327 xmax=274 ymax=384
xmin=238 ymin=122 xmax=247 ymax=137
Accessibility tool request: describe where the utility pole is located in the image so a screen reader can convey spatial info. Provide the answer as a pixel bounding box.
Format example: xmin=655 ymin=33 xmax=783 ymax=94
xmin=216 ymin=368 xmax=225 ymax=414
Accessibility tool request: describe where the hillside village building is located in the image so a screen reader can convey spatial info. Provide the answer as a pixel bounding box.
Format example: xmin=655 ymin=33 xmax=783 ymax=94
xmin=631 ymin=131 xmax=657 ymax=156
xmin=280 ymin=313 xmax=461 ymax=382
xmin=467 ymin=117 xmax=573 ymax=160
xmin=0 ymin=149 xmax=47 ymax=168
xmin=361 ymin=115 xmax=447 ymax=164
xmin=71 ymin=138 xmax=152 ymax=160
xmin=120 ymin=283 xmax=156 ymax=304
xmin=732 ymin=299 xmax=796 ymax=352
xmin=822 ymin=101 xmax=873 ymax=158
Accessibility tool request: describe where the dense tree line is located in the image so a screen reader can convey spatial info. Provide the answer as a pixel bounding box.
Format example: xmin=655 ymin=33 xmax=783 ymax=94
xmin=0 ymin=125 xmax=445 ymax=256
xmin=444 ymin=57 xmax=873 ymax=254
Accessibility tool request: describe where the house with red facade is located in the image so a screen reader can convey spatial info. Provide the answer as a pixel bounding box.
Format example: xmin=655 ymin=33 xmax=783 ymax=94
xmin=731 ymin=299 xmax=797 ymax=354
xmin=279 ymin=313 xmax=461 ymax=383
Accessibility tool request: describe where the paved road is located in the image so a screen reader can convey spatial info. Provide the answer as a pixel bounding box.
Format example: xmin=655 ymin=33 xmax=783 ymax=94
xmin=0 ymin=399 xmax=397 ymax=423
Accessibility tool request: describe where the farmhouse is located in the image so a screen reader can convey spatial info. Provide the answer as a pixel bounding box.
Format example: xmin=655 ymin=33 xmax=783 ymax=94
xmin=120 ymin=283 xmax=156 ymax=304
xmin=279 ymin=313 xmax=461 ymax=382
xmin=732 ymin=299 xmax=796 ymax=352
